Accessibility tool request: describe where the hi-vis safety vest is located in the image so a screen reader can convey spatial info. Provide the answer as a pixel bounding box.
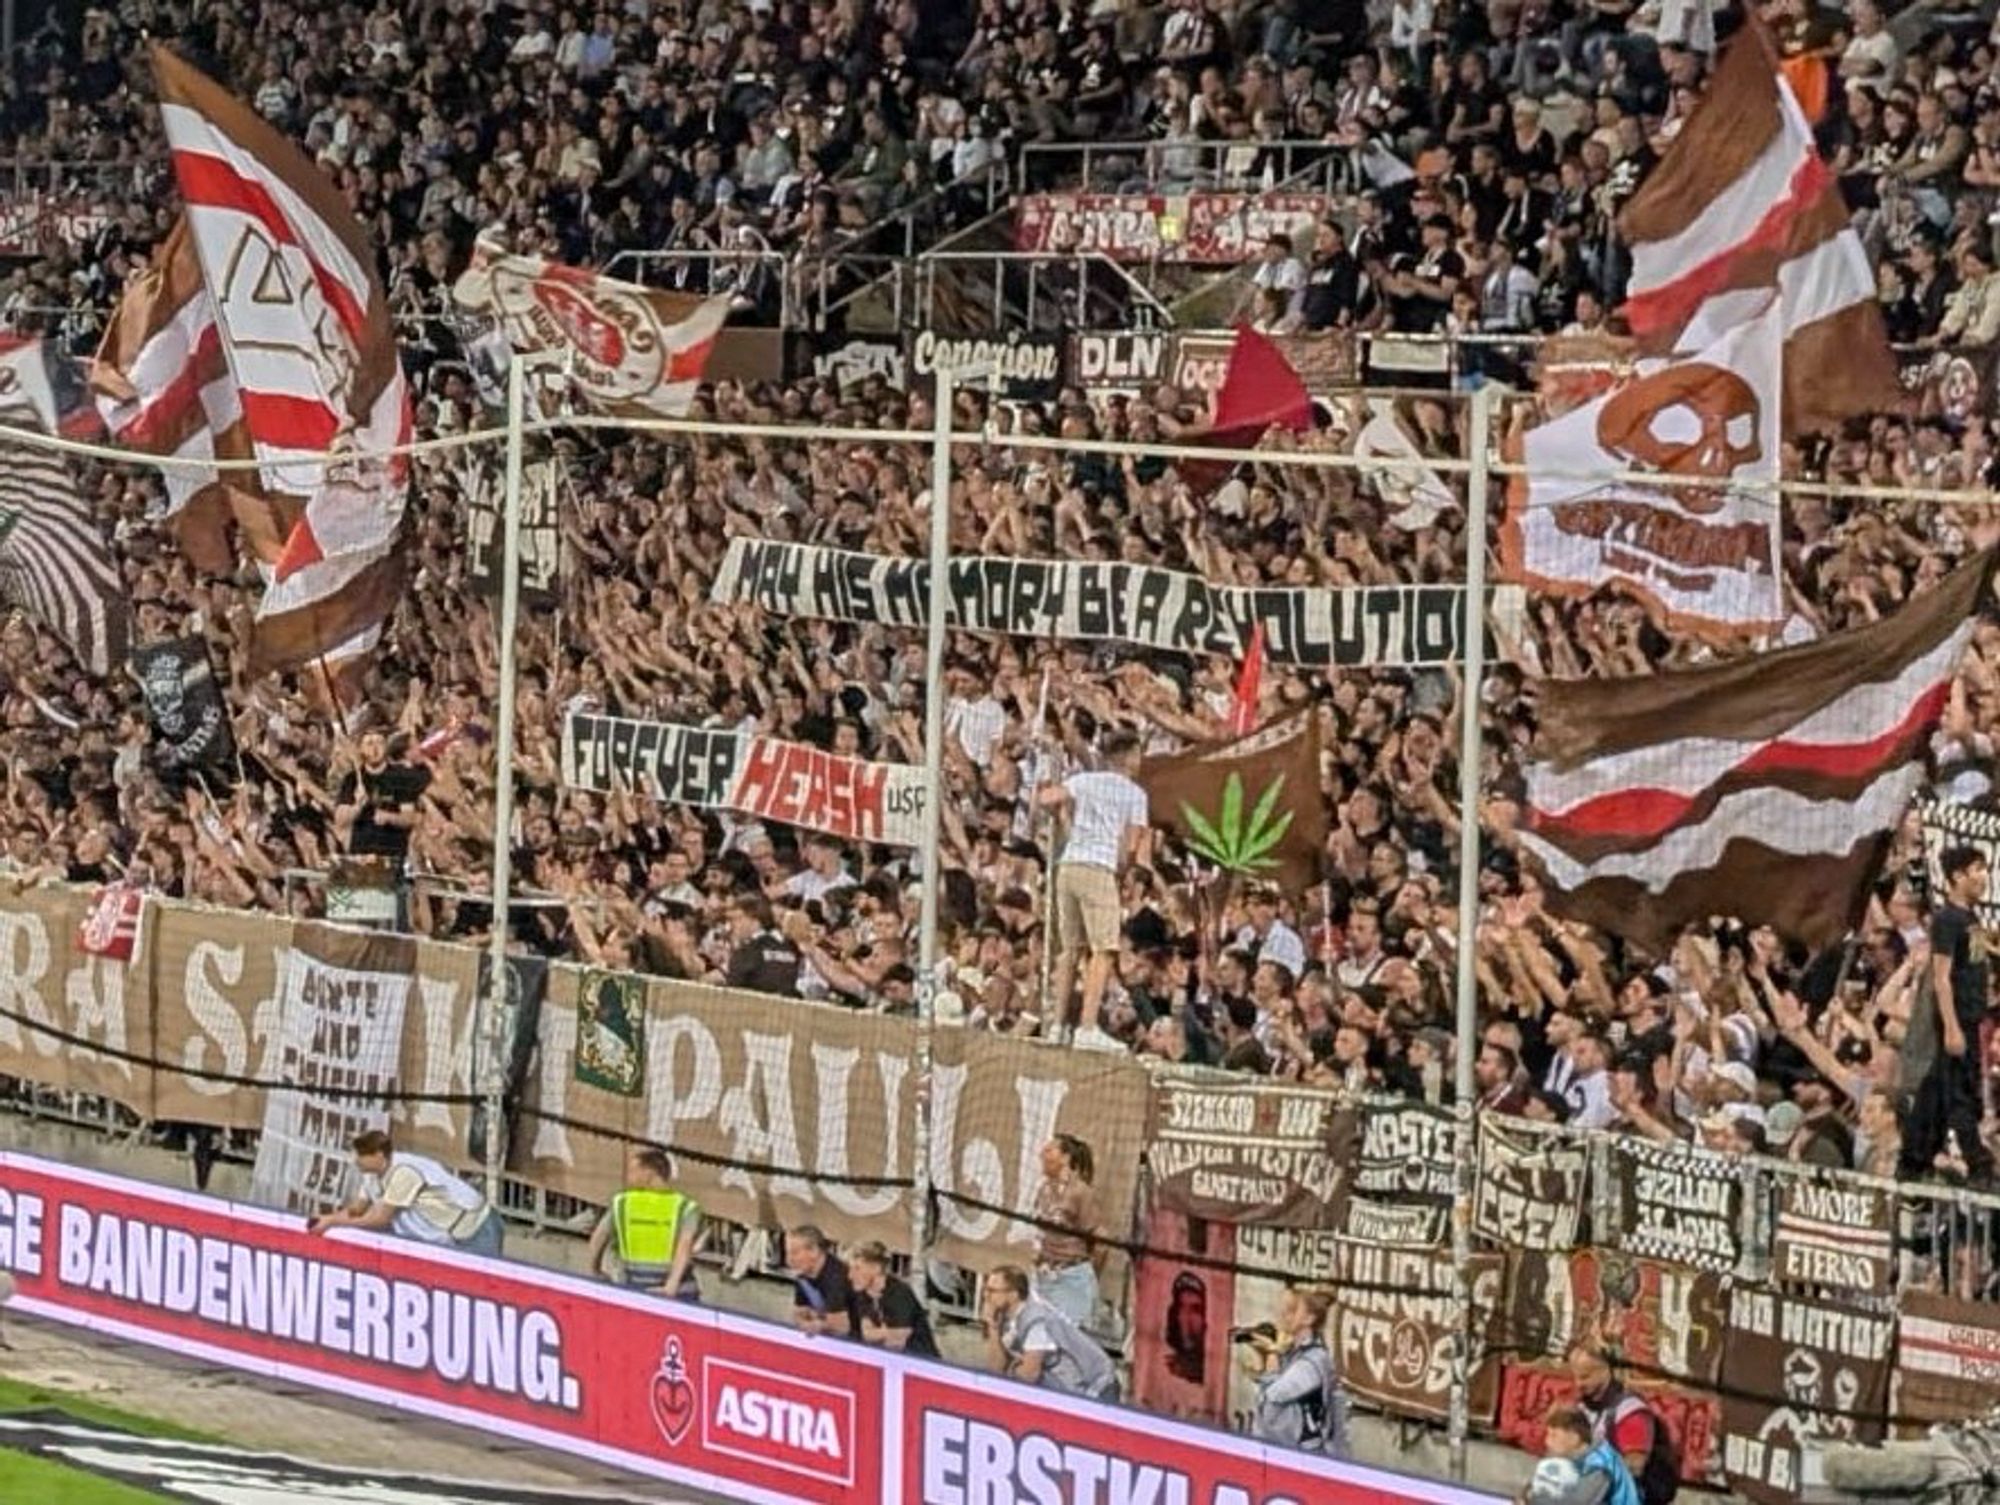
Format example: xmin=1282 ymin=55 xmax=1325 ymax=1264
xmin=612 ymin=1189 xmax=698 ymax=1293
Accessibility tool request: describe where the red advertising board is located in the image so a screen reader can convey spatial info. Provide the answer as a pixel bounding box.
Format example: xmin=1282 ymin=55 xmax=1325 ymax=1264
xmin=0 ymin=1154 xmax=1505 ymax=1505
xmin=903 ymin=1368 xmax=1491 ymax=1505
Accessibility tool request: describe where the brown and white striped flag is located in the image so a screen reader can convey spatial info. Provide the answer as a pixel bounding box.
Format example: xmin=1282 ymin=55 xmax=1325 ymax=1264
xmin=92 ymin=215 xmax=279 ymax=575
xmin=1618 ymin=23 xmax=1900 ymax=430
xmin=1519 ymin=550 xmax=1992 ymax=954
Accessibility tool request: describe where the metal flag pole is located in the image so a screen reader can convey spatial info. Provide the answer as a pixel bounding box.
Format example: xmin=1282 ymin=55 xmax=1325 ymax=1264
xmin=479 ymin=353 xmax=528 ymax=1200
xmin=912 ymin=362 xmax=955 ymax=1265
xmin=1447 ymin=382 xmax=1493 ymax=1480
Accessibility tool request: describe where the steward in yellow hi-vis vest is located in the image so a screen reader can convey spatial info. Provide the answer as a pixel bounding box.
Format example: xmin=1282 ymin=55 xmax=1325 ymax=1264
xmin=586 ymin=1147 xmax=704 ymax=1301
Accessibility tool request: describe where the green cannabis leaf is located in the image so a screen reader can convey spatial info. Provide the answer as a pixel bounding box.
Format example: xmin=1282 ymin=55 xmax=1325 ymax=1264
xmin=1178 ymin=771 xmax=1295 ymax=873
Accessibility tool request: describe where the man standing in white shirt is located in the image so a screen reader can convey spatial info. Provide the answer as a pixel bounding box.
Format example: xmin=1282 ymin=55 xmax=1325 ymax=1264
xmin=1040 ymin=732 xmax=1151 ymax=1049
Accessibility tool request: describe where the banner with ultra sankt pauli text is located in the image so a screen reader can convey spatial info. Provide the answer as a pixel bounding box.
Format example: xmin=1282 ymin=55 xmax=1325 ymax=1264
xmin=712 ymin=537 xmax=1523 ymax=668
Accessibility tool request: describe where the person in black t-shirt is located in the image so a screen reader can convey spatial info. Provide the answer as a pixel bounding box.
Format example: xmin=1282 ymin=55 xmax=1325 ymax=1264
xmin=1903 ymin=845 xmax=1995 ymax=1182
xmin=334 ymin=731 xmax=428 ymax=863
xmin=785 ymin=1224 xmax=859 ymax=1338
xmin=849 ymin=1240 xmax=938 ymax=1358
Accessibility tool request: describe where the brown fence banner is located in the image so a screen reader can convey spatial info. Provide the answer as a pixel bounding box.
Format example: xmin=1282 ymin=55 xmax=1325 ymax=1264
xmin=1896 ymin=1290 xmax=2000 ymax=1423
xmin=927 ymin=1028 xmax=1149 ymax=1272
xmin=1605 ymin=1136 xmax=1742 ymax=1273
xmin=389 ymin=937 xmax=483 ymax=1164
xmin=148 ymin=904 xmax=283 ymax=1129
xmin=1343 ymin=1099 xmax=1455 ymax=1247
xmin=1227 ymin=1224 xmax=1500 ymax=1425
xmin=0 ymin=882 xmax=153 ymax=1117
xmin=1472 ymin=1117 xmax=1587 ymax=1252
xmin=1147 ymin=1075 xmax=1356 ymax=1228
xmin=1770 ymin=1179 xmax=1894 ymax=1296
xmin=1718 ymin=1287 xmax=1893 ymax=1505
xmin=517 ymin=973 xmax=916 ymax=1249
xmin=1499 ymin=1248 xmax=1728 ymax=1387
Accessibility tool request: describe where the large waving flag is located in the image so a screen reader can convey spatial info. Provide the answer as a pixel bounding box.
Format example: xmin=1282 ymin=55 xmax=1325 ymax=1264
xmin=1617 ymin=23 xmax=1899 ymax=431
xmin=1520 ymin=551 xmax=1991 ymax=954
xmin=92 ymin=217 xmax=265 ymax=574
xmin=0 ymin=340 xmax=130 ymax=674
xmin=452 ymin=242 xmax=728 ymax=419
xmin=151 ymin=45 xmax=410 ymax=677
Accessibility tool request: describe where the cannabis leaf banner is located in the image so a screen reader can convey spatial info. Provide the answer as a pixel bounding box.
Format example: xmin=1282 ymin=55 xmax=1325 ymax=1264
xmin=1140 ymin=710 xmax=1326 ymax=890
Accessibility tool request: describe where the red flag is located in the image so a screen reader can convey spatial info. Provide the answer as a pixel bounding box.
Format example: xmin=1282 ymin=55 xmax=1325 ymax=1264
xmin=1227 ymin=623 xmax=1264 ymax=735
xmin=1176 ymin=325 xmax=1314 ymax=492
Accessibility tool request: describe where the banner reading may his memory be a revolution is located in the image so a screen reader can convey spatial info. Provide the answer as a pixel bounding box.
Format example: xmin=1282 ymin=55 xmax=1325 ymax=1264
xmin=711 ymin=538 xmax=1526 ymax=668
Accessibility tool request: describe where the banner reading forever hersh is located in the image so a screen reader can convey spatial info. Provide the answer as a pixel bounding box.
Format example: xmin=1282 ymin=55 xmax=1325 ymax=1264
xmin=563 ymin=713 xmax=928 ymax=846
xmin=712 ymin=538 xmax=1525 ymax=668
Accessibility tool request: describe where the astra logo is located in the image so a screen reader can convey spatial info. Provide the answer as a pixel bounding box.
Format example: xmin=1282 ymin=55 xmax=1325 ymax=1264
xmin=701 ymin=1358 xmax=856 ymax=1487
xmin=648 ymin=1335 xmax=696 ymax=1447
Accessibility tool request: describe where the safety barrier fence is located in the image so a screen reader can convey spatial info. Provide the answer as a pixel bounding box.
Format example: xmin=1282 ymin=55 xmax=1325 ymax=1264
xmin=3 ymin=883 xmax=1998 ymax=1502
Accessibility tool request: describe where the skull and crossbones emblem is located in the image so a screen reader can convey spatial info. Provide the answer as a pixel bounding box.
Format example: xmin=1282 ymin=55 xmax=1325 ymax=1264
xmin=1595 ymin=361 xmax=1763 ymax=515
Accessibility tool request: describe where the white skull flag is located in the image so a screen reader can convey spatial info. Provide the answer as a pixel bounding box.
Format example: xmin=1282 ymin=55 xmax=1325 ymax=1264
xmin=1503 ymin=300 xmax=1783 ymax=638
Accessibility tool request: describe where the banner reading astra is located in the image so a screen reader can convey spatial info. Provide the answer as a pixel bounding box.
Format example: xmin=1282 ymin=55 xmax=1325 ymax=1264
xmin=713 ymin=538 xmax=1525 ymax=669
xmin=0 ymin=1154 xmax=1505 ymax=1505
xmin=562 ymin=713 xmax=929 ymax=847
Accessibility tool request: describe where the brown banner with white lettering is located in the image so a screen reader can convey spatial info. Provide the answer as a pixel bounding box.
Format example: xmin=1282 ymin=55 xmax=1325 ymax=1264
xmin=147 ymin=903 xmax=281 ymax=1128
xmin=0 ymin=882 xmax=152 ymax=1116
xmin=1146 ymin=1075 xmax=1357 ymax=1228
xmin=1718 ymin=1287 xmax=1893 ymax=1505
xmin=927 ymin=1027 xmax=1150 ymax=1273
xmin=1896 ymin=1290 xmax=2000 ymax=1424
xmin=1227 ymin=1225 xmax=1501 ymax=1424
xmin=516 ymin=972 xmax=916 ymax=1248
xmin=1771 ymin=1178 xmax=1894 ymax=1297
xmin=1472 ymin=1117 xmax=1587 ymax=1251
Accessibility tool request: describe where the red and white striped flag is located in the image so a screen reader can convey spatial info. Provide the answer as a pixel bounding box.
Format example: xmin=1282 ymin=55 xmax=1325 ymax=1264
xmin=1520 ymin=551 xmax=1991 ymax=953
xmin=151 ymin=45 xmax=410 ymax=677
xmin=1617 ymin=24 xmax=1899 ymax=430
xmin=452 ymin=242 xmax=727 ymax=418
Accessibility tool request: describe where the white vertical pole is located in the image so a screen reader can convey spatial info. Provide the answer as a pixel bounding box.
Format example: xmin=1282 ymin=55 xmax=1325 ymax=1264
xmin=1447 ymin=383 xmax=1493 ymax=1480
xmin=480 ymin=354 xmax=527 ymax=1199
xmin=912 ymin=364 xmax=955 ymax=1262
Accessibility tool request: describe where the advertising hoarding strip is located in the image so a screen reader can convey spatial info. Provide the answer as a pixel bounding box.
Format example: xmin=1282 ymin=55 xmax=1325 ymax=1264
xmin=0 ymin=1153 xmax=1505 ymax=1505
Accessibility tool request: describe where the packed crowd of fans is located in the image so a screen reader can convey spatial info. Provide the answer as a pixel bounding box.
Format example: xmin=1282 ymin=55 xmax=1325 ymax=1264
xmin=0 ymin=0 xmax=1996 ymax=1210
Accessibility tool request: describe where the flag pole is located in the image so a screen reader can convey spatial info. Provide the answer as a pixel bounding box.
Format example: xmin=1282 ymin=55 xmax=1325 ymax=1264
xmin=479 ymin=353 xmax=528 ymax=1202
xmin=1447 ymin=382 xmax=1493 ymax=1481
xmin=912 ymin=362 xmax=954 ymax=1268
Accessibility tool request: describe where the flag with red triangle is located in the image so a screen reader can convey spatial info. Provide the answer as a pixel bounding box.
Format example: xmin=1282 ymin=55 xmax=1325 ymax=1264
xmin=1175 ymin=325 xmax=1315 ymax=492
xmin=1227 ymin=622 xmax=1265 ymax=735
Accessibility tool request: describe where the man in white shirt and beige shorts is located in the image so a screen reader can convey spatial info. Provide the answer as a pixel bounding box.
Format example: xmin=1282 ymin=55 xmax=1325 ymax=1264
xmin=1040 ymin=731 xmax=1151 ymax=1050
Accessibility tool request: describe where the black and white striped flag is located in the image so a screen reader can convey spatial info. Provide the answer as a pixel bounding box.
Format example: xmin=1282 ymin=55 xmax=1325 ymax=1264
xmin=0 ymin=341 xmax=129 ymax=675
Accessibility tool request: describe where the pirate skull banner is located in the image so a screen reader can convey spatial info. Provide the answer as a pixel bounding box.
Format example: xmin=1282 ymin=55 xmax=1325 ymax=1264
xmin=131 ymin=636 xmax=235 ymax=775
xmin=1506 ymin=301 xmax=1783 ymax=638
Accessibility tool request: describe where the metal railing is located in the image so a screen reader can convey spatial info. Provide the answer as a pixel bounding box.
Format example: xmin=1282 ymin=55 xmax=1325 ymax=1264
xmin=600 ymin=247 xmax=796 ymax=327
xmin=830 ymin=249 xmax=1175 ymax=334
xmin=1018 ymin=138 xmax=1350 ymax=195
